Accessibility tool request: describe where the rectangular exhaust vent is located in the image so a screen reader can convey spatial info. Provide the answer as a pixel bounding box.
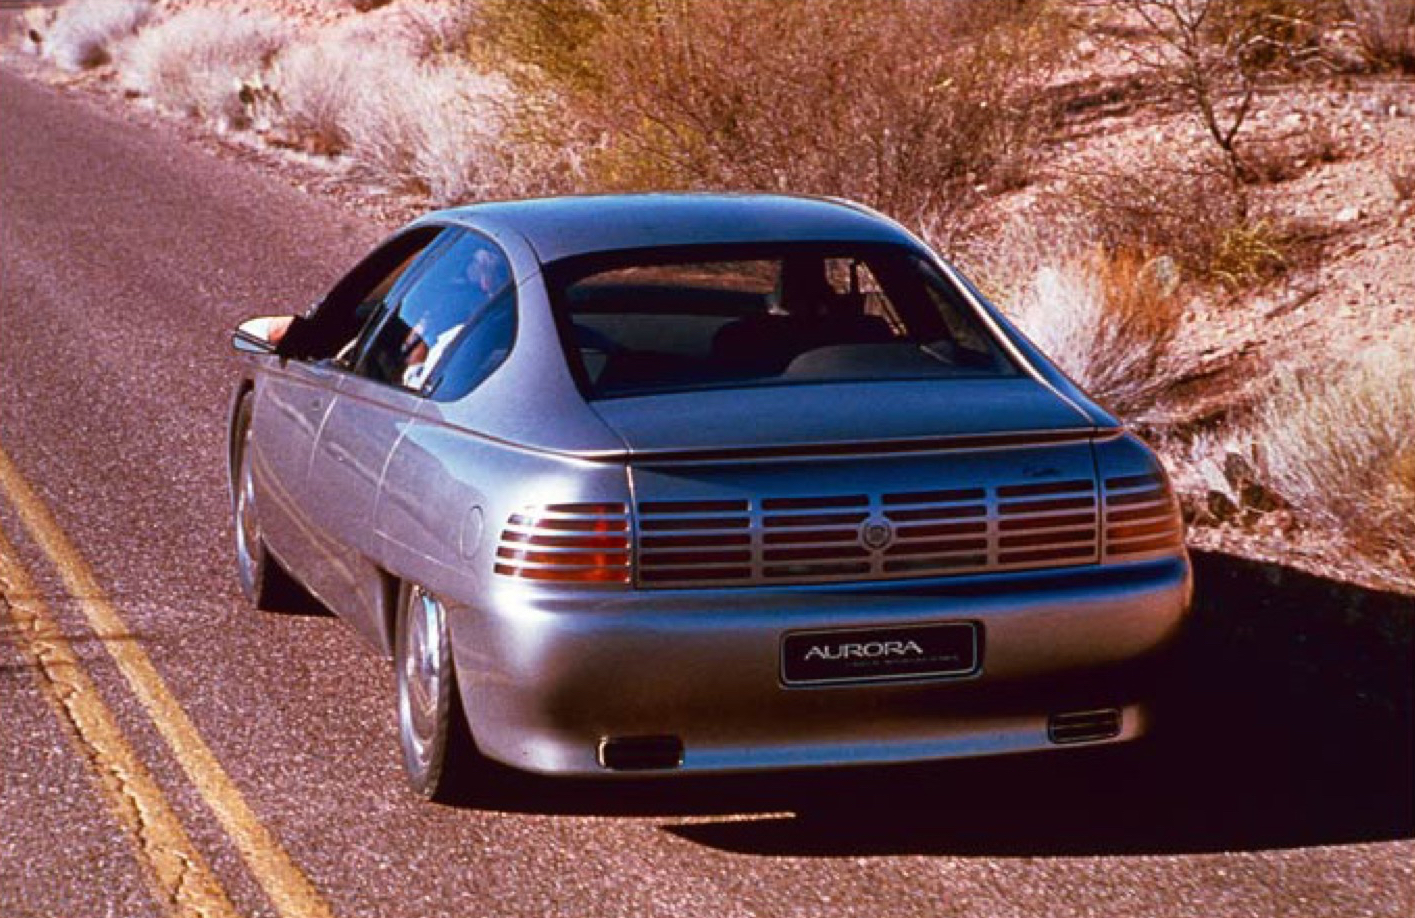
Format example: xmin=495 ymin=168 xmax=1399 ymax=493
xmin=597 ymin=735 xmax=684 ymax=771
xmin=1048 ymin=709 xmax=1122 ymax=745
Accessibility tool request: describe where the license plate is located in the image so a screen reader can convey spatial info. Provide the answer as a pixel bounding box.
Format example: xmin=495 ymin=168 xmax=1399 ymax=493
xmin=781 ymin=622 xmax=980 ymax=686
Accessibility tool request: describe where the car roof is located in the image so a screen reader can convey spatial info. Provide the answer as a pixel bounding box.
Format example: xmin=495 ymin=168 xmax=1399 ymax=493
xmin=429 ymin=193 xmax=917 ymax=265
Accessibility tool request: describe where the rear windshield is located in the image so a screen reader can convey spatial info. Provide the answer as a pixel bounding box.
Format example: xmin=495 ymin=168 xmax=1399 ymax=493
xmin=547 ymin=244 xmax=1018 ymax=399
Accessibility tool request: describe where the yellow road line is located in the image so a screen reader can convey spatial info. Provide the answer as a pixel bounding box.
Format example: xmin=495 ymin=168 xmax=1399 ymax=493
xmin=0 ymin=445 xmax=337 ymax=918
xmin=0 ymin=526 xmax=239 ymax=918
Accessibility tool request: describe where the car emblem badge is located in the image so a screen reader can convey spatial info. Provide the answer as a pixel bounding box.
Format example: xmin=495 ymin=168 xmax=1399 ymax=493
xmin=859 ymin=518 xmax=894 ymax=551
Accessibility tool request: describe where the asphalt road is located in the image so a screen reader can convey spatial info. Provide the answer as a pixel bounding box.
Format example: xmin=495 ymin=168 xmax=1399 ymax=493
xmin=1 ymin=66 xmax=1412 ymax=918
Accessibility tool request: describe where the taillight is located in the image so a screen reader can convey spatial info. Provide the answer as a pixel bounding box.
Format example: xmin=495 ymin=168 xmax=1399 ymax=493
xmin=1102 ymin=472 xmax=1185 ymax=559
xmin=494 ymin=503 xmax=632 ymax=584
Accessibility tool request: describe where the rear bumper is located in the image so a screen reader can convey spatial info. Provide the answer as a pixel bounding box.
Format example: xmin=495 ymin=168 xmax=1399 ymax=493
xmin=450 ymin=555 xmax=1191 ymax=776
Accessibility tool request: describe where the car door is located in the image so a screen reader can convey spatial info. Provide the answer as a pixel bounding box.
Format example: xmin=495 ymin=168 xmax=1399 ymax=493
xmin=252 ymin=226 xmax=450 ymax=606
xmin=303 ymin=230 xmax=514 ymax=644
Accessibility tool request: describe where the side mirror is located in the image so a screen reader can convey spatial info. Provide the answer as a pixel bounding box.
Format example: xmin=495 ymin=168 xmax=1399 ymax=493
xmin=232 ymin=315 xmax=296 ymax=355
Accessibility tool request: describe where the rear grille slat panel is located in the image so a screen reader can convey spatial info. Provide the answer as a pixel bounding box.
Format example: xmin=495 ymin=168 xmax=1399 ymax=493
xmin=636 ymin=475 xmax=1108 ymax=588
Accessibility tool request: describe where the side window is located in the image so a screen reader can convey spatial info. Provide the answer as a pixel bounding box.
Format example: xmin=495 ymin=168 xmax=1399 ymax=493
xmin=426 ymin=289 xmax=516 ymax=402
xmin=357 ymin=233 xmax=514 ymax=393
xmin=278 ymin=226 xmax=447 ymax=362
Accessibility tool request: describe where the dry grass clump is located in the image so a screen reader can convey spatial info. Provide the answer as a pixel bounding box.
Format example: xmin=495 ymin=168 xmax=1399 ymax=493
xmin=269 ymin=39 xmax=362 ymax=154
xmin=343 ymin=61 xmax=510 ymax=205
xmin=42 ymin=0 xmax=152 ymax=71
xmin=1239 ymin=120 xmax=1346 ymax=183
xmin=1385 ymin=153 xmax=1415 ymax=202
xmin=1246 ymin=329 xmax=1415 ymax=562
xmin=1069 ymin=154 xmax=1287 ymax=285
xmin=120 ymin=10 xmax=288 ymax=129
xmin=474 ymin=0 xmax=1067 ymax=216
xmin=1008 ymin=247 xmax=1185 ymax=415
xmin=1347 ymin=0 xmax=1415 ymax=72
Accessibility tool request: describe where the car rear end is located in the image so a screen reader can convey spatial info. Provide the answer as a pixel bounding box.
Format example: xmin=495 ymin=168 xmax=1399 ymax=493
xmin=454 ymin=425 xmax=1189 ymax=776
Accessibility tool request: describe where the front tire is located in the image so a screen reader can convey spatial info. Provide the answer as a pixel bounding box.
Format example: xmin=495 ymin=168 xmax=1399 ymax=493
xmin=232 ymin=393 xmax=304 ymax=611
xmin=395 ymin=582 xmax=482 ymax=802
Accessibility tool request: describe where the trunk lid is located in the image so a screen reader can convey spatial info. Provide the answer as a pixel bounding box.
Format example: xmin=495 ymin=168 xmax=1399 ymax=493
xmin=589 ymin=378 xmax=1094 ymax=459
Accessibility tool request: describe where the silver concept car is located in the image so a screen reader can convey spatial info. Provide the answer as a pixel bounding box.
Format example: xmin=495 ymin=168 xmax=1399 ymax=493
xmin=228 ymin=194 xmax=1191 ymax=801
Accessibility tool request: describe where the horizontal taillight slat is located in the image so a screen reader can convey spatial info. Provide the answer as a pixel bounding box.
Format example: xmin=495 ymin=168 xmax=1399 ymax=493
xmin=1104 ymin=474 xmax=1162 ymax=491
xmin=1105 ymin=505 xmax=1174 ymax=524
xmin=1107 ymin=536 xmax=1184 ymax=557
xmin=496 ymin=503 xmax=632 ymax=584
xmin=1105 ymin=487 xmax=1168 ymax=507
xmin=1106 ymin=519 xmax=1180 ymax=541
xmin=1102 ymin=471 xmax=1183 ymax=560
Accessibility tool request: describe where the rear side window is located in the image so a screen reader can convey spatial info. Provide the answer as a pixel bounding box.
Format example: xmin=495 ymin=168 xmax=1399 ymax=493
xmin=357 ymin=232 xmax=515 ymax=394
xmin=549 ymin=244 xmax=1017 ymax=399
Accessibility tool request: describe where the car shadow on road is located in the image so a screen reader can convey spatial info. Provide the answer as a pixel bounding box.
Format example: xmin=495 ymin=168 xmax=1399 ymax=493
xmin=475 ymin=550 xmax=1414 ymax=857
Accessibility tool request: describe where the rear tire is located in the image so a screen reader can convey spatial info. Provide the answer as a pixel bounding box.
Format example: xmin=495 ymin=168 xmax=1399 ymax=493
xmin=232 ymin=393 xmax=305 ymax=612
xmin=395 ymin=582 xmax=484 ymax=803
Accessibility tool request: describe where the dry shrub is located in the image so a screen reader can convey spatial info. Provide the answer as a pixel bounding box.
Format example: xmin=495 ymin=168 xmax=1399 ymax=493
xmin=343 ymin=60 xmax=510 ymax=205
xmin=43 ymin=0 xmax=152 ymax=70
xmin=1239 ymin=120 xmax=1346 ymax=183
xmin=475 ymin=0 xmax=1066 ymax=215
xmin=1207 ymin=0 xmax=1336 ymax=64
xmin=1248 ymin=330 xmax=1415 ymax=561
xmin=1009 ymin=247 xmax=1185 ymax=414
xmin=269 ymin=10 xmax=529 ymax=203
xmin=1385 ymin=153 xmax=1415 ymax=202
xmin=270 ymin=40 xmax=362 ymax=154
xmin=1069 ymin=154 xmax=1286 ymax=285
xmin=120 ymin=10 xmax=289 ymax=128
xmin=325 ymin=1 xmax=477 ymax=60
xmin=19 ymin=6 xmax=57 ymax=55
xmin=1347 ymin=0 xmax=1415 ymax=71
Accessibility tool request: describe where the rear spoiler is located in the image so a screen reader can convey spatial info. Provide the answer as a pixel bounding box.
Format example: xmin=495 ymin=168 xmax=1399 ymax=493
xmin=574 ymin=427 xmax=1121 ymax=465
